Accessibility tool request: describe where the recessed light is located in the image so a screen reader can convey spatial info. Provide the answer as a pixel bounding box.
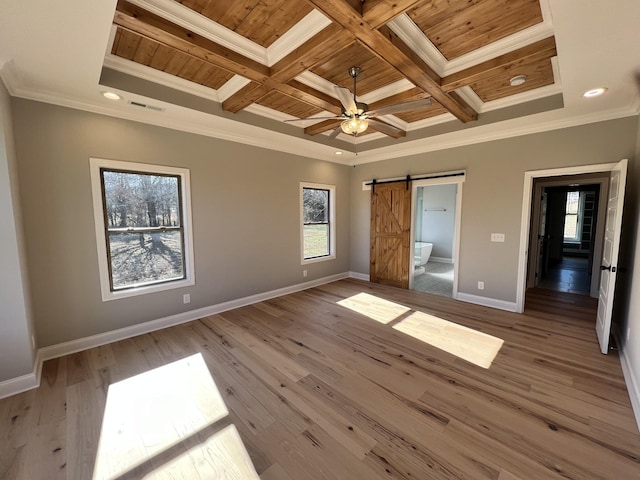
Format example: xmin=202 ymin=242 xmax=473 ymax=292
xmin=583 ymin=87 xmax=607 ymax=98
xmin=101 ymin=91 xmax=122 ymax=101
xmin=334 ymin=151 xmax=343 ymax=155
xmin=509 ymin=75 xmax=527 ymax=87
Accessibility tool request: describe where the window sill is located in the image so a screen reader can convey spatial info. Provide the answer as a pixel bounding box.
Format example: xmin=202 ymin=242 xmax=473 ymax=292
xmin=302 ymin=254 xmax=335 ymax=265
xmin=100 ymin=277 xmax=195 ymax=302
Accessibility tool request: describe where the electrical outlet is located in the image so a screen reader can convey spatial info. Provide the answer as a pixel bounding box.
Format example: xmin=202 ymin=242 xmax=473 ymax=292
xmin=478 ymin=281 xmax=485 ymax=290
xmin=183 ymin=293 xmax=190 ymax=304
xmin=303 ymin=270 xmax=308 ymax=278
xmin=491 ymin=233 xmax=505 ymax=242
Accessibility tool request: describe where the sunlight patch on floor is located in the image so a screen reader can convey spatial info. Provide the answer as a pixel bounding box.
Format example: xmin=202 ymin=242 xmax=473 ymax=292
xmin=337 ymin=292 xmax=411 ymax=324
xmin=158 ymin=424 xmax=259 ymax=479
xmin=393 ymin=311 xmax=504 ymax=369
xmin=93 ymin=353 xmax=259 ymax=479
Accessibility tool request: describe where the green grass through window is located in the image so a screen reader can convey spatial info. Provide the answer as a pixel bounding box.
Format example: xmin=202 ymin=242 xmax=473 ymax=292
xmin=304 ymin=224 xmax=329 ymax=258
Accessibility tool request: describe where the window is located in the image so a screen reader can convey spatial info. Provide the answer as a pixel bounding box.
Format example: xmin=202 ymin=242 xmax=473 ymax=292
xmin=90 ymin=158 xmax=194 ymax=301
xmin=300 ymin=182 xmax=335 ymax=263
xmin=563 ymin=190 xmax=584 ymax=242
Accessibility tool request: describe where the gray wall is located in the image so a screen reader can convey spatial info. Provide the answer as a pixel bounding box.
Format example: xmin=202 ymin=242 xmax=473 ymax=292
xmin=418 ymin=184 xmax=456 ymax=260
xmin=12 ymin=99 xmax=351 ymax=347
xmin=350 ymin=117 xmax=639 ymax=303
xmin=0 ymin=82 xmax=35 ymax=381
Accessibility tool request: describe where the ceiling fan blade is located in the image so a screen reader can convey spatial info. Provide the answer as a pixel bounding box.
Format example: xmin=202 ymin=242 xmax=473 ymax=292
xmin=368 ymin=98 xmax=432 ymax=117
xmin=327 ymin=126 xmax=342 ymax=140
xmin=284 ymin=116 xmax=343 ymax=122
xmin=334 ymin=86 xmax=357 ymax=115
xmin=367 ymin=119 xmax=406 ymax=139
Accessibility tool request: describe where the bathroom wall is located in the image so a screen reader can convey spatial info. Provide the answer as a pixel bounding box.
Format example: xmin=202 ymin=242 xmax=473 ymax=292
xmin=418 ymin=184 xmax=457 ymax=261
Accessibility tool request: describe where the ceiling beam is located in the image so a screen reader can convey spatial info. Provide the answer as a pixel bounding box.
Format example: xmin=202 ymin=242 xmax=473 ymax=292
xmin=440 ymin=37 xmax=558 ymax=92
xmin=362 ymin=0 xmax=424 ymax=29
xmin=304 ymin=119 xmax=342 ymax=135
xmin=114 ymin=0 xmax=342 ymax=115
xmin=368 ymin=118 xmax=406 ymax=138
xmin=302 ymin=0 xmax=477 ymax=123
xmin=114 ymin=1 xmax=269 ymax=82
xmin=270 ymin=25 xmax=353 ymax=81
xmin=222 ymin=83 xmax=270 ymax=113
xmin=223 ymin=24 xmax=352 ymax=114
xmin=285 ymin=80 xmax=343 ymax=114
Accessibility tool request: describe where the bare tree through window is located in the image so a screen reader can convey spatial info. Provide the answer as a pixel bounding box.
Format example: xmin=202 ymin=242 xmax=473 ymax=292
xmin=101 ymin=169 xmax=185 ymax=290
xmin=302 ymin=187 xmax=330 ymax=259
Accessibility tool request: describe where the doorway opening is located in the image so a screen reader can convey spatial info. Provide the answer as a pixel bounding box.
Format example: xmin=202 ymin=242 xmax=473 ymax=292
xmin=516 ymin=160 xmax=628 ymax=354
xmin=410 ymin=177 xmax=463 ymax=298
xmin=528 ymin=178 xmax=607 ymax=297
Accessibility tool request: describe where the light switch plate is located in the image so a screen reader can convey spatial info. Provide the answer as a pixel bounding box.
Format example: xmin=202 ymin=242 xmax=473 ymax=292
xmin=491 ymin=233 xmax=505 ymax=242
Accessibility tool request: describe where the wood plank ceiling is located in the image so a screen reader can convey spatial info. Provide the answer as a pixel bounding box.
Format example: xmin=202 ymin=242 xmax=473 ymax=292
xmin=109 ymin=0 xmax=557 ymax=139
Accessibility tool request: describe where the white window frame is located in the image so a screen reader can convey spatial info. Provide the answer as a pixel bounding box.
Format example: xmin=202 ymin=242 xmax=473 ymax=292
xmin=300 ymin=182 xmax=336 ymax=264
xmin=90 ymin=158 xmax=195 ymax=301
xmin=563 ymin=190 xmax=585 ymax=243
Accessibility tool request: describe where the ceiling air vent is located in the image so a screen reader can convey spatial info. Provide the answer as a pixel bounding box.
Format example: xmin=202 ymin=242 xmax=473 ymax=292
xmin=128 ymin=100 xmax=165 ymax=112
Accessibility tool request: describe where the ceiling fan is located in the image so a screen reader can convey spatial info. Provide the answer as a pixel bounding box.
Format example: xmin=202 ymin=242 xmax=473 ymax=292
xmin=286 ymin=66 xmax=432 ymax=138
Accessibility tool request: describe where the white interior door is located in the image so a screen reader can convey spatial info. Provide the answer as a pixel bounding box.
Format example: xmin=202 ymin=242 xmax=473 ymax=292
xmin=596 ymin=159 xmax=628 ymax=354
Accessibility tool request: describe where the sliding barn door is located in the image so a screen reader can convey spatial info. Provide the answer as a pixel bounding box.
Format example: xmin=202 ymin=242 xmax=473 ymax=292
xmin=370 ymin=181 xmax=412 ymax=288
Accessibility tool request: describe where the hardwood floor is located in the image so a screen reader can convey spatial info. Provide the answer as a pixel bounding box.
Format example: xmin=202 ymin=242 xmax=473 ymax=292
xmin=1 ymin=279 xmax=639 ymax=479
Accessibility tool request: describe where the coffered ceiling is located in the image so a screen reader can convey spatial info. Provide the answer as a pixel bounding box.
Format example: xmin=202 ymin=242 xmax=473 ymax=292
xmin=1 ymin=0 xmax=639 ymax=164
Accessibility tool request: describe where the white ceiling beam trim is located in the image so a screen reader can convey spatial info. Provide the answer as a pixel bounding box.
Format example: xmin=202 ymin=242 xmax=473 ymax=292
xmin=455 ymin=83 xmax=562 ymax=114
xmin=125 ymin=0 xmax=332 ymax=68
xmin=359 ymin=79 xmax=416 ymax=103
xmin=387 ymin=14 xmax=445 ymax=76
xmin=266 ymin=10 xmax=332 ymax=66
xmin=388 ymin=10 xmax=555 ymax=78
xmin=295 ymin=70 xmax=343 ymax=98
xmin=128 ymin=0 xmax=268 ymax=64
xmin=103 ymin=53 xmax=227 ymax=102
xmin=217 ymin=75 xmax=251 ymax=102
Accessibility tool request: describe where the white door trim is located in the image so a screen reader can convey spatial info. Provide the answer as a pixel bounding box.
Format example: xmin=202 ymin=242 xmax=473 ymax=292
xmin=516 ymin=162 xmax=618 ymax=313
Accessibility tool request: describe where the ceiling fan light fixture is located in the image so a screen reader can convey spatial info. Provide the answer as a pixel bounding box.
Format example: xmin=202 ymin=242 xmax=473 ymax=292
xmin=509 ymin=75 xmax=527 ymax=86
xmin=341 ymin=116 xmax=368 ymax=135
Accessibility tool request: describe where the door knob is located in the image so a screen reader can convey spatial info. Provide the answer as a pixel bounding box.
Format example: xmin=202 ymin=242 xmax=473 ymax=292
xmin=600 ymin=265 xmax=617 ymax=272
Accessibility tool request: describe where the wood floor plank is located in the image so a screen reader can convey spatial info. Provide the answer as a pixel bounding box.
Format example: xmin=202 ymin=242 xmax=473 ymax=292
xmin=1 ymin=280 xmax=639 ymax=479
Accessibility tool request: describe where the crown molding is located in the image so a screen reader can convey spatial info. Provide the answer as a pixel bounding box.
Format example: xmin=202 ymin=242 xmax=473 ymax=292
xmin=5 ymin=77 xmax=356 ymax=164
xmin=354 ymin=102 xmax=640 ymax=165
xmin=5 ymin=76 xmax=638 ymax=168
xmin=0 ymin=59 xmax=21 ymax=96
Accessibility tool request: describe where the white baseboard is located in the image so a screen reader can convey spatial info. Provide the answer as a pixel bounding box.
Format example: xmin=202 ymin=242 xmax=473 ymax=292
xmin=0 ymin=370 xmax=38 ymax=400
xmin=1 ymin=272 xmax=350 ymax=399
xmin=430 ymin=257 xmax=453 ymax=264
xmin=456 ymin=292 xmax=518 ymax=312
xmin=615 ymin=331 xmax=640 ymax=432
xmin=349 ymin=271 xmax=370 ymax=281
